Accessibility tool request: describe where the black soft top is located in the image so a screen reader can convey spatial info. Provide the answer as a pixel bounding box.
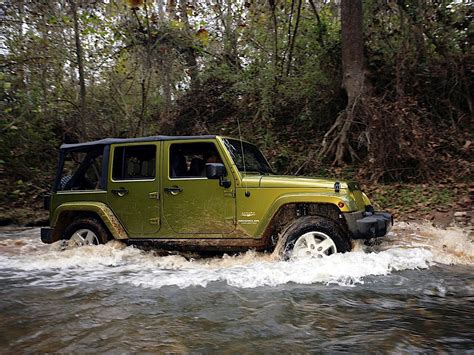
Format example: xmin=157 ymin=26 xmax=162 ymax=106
xmin=60 ymin=135 xmax=218 ymax=150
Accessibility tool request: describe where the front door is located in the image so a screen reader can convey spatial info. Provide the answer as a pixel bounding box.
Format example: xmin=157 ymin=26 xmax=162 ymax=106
xmin=162 ymin=140 xmax=236 ymax=234
xmin=107 ymin=143 xmax=160 ymax=236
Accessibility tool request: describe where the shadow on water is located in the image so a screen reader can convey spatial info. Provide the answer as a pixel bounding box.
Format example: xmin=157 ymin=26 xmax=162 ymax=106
xmin=0 ymin=223 xmax=473 ymax=352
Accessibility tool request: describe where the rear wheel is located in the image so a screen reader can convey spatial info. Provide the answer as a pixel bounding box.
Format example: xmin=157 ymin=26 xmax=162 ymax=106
xmin=63 ymin=217 xmax=109 ymax=246
xmin=282 ymin=216 xmax=351 ymax=260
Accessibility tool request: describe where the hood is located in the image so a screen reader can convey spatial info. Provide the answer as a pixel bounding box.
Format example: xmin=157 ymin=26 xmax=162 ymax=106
xmin=241 ymin=174 xmax=349 ymax=189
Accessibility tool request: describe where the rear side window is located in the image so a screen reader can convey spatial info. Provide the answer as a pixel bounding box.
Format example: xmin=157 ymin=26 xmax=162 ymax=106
xmin=112 ymin=145 xmax=156 ymax=180
xmin=57 ymin=146 xmax=105 ymax=191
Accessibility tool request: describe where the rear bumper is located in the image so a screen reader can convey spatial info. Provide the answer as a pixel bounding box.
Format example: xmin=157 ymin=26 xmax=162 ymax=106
xmin=344 ymin=211 xmax=393 ymax=240
xmin=40 ymin=227 xmax=54 ymax=244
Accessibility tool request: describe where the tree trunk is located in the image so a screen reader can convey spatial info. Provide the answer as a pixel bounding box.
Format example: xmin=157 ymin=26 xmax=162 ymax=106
xmin=218 ymin=0 xmax=239 ymax=68
xmin=16 ymin=0 xmax=26 ymax=89
xmin=341 ymin=0 xmax=367 ymax=107
xmin=308 ymin=0 xmax=325 ymax=47
xmin=268 ymin=0 xmax=279 ymax=83
xmin=40 ymin=13 xmax=49 ymax=114
xmin=69 ymin=0 xmax=87 ymax=138
xmin=179 ymin=0 xmax=199 ymax=88
xmin=285 ymin=0 xmax=302 ymax=77
xmin=318 ymin=0 xmax=369 ymax=165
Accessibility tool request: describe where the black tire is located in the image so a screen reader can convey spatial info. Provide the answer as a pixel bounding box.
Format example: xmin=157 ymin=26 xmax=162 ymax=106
xmin=63 ymin=217 xmax=109 ymax=246
xmin=281 ymin=216 xmax=351 ymax=260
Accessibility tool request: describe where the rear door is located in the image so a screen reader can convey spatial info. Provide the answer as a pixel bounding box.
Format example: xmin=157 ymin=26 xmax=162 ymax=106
xmin=107 ymin=143 xmax=160 ymax=236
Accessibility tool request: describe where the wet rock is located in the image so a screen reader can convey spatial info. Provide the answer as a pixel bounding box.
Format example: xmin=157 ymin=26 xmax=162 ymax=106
xmin=452 ymin=211 xmax=473 ymax=232
xmin=0 ymin=217 xmax=13 ymax=226
xmin=25 ymin=218 xmax=49 ymax=227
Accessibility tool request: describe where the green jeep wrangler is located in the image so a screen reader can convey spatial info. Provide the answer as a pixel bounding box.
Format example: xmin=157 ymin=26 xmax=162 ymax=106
xmin=41 ymin=135 xmax=392 ymax=259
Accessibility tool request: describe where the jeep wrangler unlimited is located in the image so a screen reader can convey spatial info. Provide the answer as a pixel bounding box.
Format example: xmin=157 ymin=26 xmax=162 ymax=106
xmin=41 ymin=135 xmax=392 ymax=259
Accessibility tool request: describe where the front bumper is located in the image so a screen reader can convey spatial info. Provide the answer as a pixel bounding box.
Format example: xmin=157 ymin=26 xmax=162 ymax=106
xmin=344 ymin=211 xmax=393 ymax=239
xmin=40 ymin=227 xmax=54 ymax=244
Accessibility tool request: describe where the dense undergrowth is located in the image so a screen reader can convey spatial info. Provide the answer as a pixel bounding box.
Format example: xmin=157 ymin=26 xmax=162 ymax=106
xmin=1 ymin=1 xmax=472 ymax=225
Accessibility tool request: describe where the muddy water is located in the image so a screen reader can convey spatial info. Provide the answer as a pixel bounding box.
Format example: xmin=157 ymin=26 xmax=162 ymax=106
xmin=0 ymin=223 xmax=473 ymax=352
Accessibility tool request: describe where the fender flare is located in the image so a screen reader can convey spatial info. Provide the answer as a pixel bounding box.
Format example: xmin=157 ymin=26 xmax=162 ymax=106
xmin=255 ymin=192 xmax=353 ymax=238
xmin=51 ymin=202 xmax=128 ymax=241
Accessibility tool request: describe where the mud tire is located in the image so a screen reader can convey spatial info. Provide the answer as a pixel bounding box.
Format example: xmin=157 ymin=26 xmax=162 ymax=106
xmin=281 ymin=216 xmax=351 ymax=260
xmin=63 ymin=217 xmax=109 ymax=245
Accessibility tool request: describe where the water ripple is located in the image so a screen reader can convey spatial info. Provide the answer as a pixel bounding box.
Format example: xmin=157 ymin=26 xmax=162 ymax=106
xmin=0 ymin=223 xmax=473 ymax=352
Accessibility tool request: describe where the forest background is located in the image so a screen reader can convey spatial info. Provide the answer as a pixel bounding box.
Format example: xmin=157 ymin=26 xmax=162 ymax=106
xmin=1 ymin=0 xmax=472 ymax=225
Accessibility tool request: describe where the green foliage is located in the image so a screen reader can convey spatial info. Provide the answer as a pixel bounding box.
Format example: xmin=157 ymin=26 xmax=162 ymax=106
xmin=365 ymin=0 xmax=472 ymax=124
xmin=0 ymin=0 xmax=472 ymax=216
xmin=370 ymin=185 xmax=455 ymax=213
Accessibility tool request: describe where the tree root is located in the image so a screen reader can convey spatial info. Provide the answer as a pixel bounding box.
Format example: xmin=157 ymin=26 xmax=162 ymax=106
xmin=318 ymin=96 xmax=362 ymax=166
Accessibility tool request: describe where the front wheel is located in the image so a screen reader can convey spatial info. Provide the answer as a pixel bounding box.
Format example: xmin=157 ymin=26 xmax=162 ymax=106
xmin=281 ymin=216 xmax=351 ymax=260
xmin=63 ymin=217 xmax=109 ymax=247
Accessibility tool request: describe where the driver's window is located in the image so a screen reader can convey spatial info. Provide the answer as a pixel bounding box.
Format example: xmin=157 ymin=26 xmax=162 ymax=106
xmin=169 ymin=142 xmax=222 ymax=178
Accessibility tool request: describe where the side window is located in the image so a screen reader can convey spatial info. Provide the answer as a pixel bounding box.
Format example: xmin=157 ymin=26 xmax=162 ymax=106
xmin=58 ymin=147 xmax=104 ymax=191
xmin=169 ymin=142 xmax=222 ymax=178
xmin=112 ymin=145 xmax=156 ymax=180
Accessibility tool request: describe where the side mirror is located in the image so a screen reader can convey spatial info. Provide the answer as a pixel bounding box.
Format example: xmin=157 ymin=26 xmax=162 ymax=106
xmin=206 ymin=163 xmax=226 ymax=179
xmin=206 ymin=163 xmax=231 ymax=188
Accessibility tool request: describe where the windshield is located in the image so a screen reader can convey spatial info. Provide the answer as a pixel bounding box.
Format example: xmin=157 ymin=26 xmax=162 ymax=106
xmin=223 ymin=139 xmax=273 ymax=175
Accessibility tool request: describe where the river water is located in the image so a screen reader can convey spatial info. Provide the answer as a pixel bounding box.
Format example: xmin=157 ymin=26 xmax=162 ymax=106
xmin=0 ymin=223 xmax=473 ymax=352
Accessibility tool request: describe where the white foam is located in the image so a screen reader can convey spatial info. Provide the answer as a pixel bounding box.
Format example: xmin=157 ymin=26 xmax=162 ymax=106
xmin=382 ymin=222 xmax=474 ymax=265
xmin=116 ymin=247 xmax=433 ymax=289
xmin=0 ymin=222 xmax=472 ymax=289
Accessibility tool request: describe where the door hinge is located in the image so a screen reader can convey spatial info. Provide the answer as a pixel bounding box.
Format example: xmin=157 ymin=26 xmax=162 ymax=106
xmin=149 ymin=217 xmax=160 ymax=225
xmin=149 ymin=192 xmax=160 ymax=200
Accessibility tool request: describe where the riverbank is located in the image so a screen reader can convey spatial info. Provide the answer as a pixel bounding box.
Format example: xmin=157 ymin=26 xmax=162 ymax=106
xmin=363 ymin=182 xmax=473 ymax=232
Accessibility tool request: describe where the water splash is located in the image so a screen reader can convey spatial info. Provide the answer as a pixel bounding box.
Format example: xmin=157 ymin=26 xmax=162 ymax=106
xmin=380 ymin=222 xmax=473 ymax=265
xmin=0 ymin=223 xmax=472 ymax=289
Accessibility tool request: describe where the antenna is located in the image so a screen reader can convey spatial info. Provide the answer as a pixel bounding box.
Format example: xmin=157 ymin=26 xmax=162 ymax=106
xmin=236 ymin=116 xmax=249 ymax=196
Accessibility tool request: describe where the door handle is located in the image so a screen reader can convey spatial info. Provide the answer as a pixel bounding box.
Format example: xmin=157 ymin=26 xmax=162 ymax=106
xmin=164 ymin=186 xmax=183 ymax=196
xmin=111 ymin=188 xmax=129 ymax=197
